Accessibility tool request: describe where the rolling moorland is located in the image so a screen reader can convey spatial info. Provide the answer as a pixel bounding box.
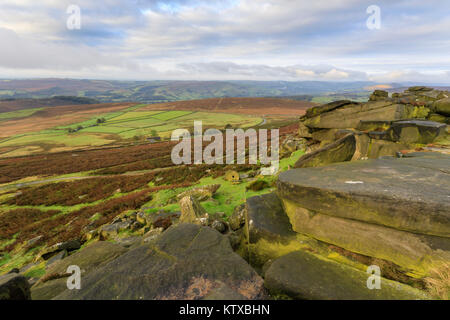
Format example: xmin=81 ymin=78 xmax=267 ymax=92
xmin=0 ymin=84 xmax=449 ymax=300
xmin=0 ymin=78 xmax=407 ymax=104
xmin=0 ymin=97 xmax=309 ymax=158
xmin=0 ymin=96 xmax=308 ymax=281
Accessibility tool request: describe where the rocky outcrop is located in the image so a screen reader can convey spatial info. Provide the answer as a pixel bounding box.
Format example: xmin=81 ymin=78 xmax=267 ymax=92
xmin=229 ymin=189 xmax=437 ymax=299
xmin=0 ymin=273 xmax=31 ymax=300
xmin=434 ymin=98 xmax=450 ymax=117
xmin=278 ymin=152 xmax=450 ymax=275
xmin=369 ymin=90 xmax=389 ymax=101
xmin=297 ymin=87 xmax=449 ymax=166
xmin=239 ymin=193 xmax=348 ymax=273
xmin=99 ymin=221 xmax=132 ymax=239
xmin=179 ymin=196 xmax=208 ymax=225
xmin=295 ymin=133 xmax=356 ymax=168
xmin=228 ymin=203 xmax=246 ymax=231
xmin=280 ymin=134 xmax=306 ymax=156
xmin=176 ymin=184 xmax=221 ymax=202
xmin=31 ymin=241 xmax=128 ymax=300
xmin=388 ymin=120 xmax=446 ymax=144
xmin=303 ymin=101 xmax=414 ymax=129
xmin=37 ymin=240 xmax=81 ymax=261
xmin=264 ymin=251 xmax=430 ymax=300
xmin=245 ymin=179 xmax=270 ymax=191
xmin=52 ymin=224 xmax=265 ymax=300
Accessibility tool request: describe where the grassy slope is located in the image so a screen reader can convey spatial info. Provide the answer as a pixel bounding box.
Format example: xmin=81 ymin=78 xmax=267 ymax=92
xmin=0 ymin=108 xmax=44 ymax=121
xmin=0 ymin=104 xmax=263 ymax=156
xmin=0 ymin=149 xmax=305 ymax=274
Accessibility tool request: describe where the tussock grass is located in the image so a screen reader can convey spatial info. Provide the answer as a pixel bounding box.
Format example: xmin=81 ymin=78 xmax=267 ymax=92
xmin=425 ymin=263 xmax=450 ymax=300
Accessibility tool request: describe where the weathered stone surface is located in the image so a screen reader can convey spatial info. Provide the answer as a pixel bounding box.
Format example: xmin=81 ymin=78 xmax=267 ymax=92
xmin=357 ymin=120 xmax=392 ymax=132
xmin=100 ymin=221 xmax=132 ymax=239
xmin=434 ymin=98 xmax=450 ymax=116
xmin=304 ymin=100 xmax=431 ymax=130
xmin=142 ymin=228 xmax=164 ymax=243
xmin=305 ymin=100 xmax=356 ymax=118
xmin=53 ymin=224 xmax=265 ymax=300
xmin=38 ymin=240 xmax=81 ymax=260
xmin=279 ymin=152 xmax=450 ymax=237
xmin=31 ymin=278 xmax=68 ymax=301
xmin=351 ymin=133 xmax=371 ymax=160
xmin=82 ymin=229 xmax=98 ymax=242
xmin=229 ymin=203 xmax=246 ymax=231
xmin=211 ymin=220 xmax=227 ymax=233
xmin=19 ymin=262 xmax=39 ymax=274
xmin=24 ymin=235 xmax=44 ymax=251
xmin=388 ymin=120 xmax=446 ymax=144
xmin=304 ymin=101 xmax=410 ymax=129
xmin=243 ymin=193 xmax=319 ymax=269
xmin=298 ymin=121 xmax=312 ymax=138
xmin=280 ymin=135 xmax=306 ymax=156
xmin=176 ymin=184 xmax=221 ymax=202
xmin=0 ymin=273 xmax=31 ymax=300
xmin=428 ymin=113 xmax=448 ymax=124
xmin=294 ymin=134 xmax=356 ymax=168
xmin=369 ymin=90 xmax=389 ymax=101
xmin=264 ymin=251 xmax=430 ymax=300
xmin=202 ymin=284 xmax=247 ymax=300
xmin=45 ymin=250 xmax=67 ymax=269
xmin=246 ymin=193 xmax=295 ymax=243
xmin=281 ymin=199 xmax=450 ymax=275
xmin=115 ymin=236 xmax=141 ymax=248
xmin=136 ymin=211 xmax=147 ymax=225
xmin=311 ymin=128 xmax=341 ymax=143
xmin=246 ymin=179 xmax=269 ymax=191
xmin=366 ymin=139 xmax=408 ymax=159
xmin=179 ymin=196 xmax=207 ymax=224
xmin=406 ymin=86 xmax=434 ymax=93
xmin=31 ymin=241 xmax=127 ymax=300
xmin=149 ymin=211 xmax=181 ymax=229
xmin=368 ymin=131 xmax=391 ymax=140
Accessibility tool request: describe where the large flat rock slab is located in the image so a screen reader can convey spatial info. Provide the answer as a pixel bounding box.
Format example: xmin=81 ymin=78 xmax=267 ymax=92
xmin=264 ymin=251 xmax=430 ymax=300
xmin=389 ymin=120 xmax=446 ymax=144
xmin=243 ymin=193 xmax=311 ymax=269
xmin=303 ymin=102 xmax=415 ymax=129
xmin=245 ymin=193 xmax=296 ymax=243
xmin=294 ymin=134 xmax=356 ymax=168
xmin=278 ymin=152 xmax=450 ymax=237
xmin=31 ymin=241 xmax=128 ymax=300
xmin=282 ymin=199 xmax=450 ymax=275
xmin=53 ymin=224 xmax=264 ymax=300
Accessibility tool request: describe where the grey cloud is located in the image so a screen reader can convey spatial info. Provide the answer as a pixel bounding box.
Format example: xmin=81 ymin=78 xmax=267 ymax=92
xmin=369 ymin=70 xmax=450 ymax=84
xmin=176 ymin=62 xmax=369 ymax=81
xmin=0 ymin=28 xmax=131 ymax=70
xmin=0 ymin=0 xmax=449 ymax=82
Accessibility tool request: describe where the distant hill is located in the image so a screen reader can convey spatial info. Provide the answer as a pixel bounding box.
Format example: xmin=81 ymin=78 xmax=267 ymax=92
xmin=0 ymin=79 xmax=381 ymax=103
xmin=2 ymin=78 xmax=446 ymax=105
xmin=0 ymin=96 xmax=99 ymax=113
xmin=139 ymin=97 xmax=315 ymax=115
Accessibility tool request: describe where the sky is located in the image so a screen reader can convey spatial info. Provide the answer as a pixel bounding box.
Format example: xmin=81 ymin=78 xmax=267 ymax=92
xmin=0 ymin=0 xmax=449 ymax=83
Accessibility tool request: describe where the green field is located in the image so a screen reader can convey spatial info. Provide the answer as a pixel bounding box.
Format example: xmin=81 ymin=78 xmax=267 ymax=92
xmin=150 ymin=110 xmax=193 ymax=121
xmin=57 ymin=111 xmax=127 ymax=129
xmin=0 ymin=108 xmax=43 ymax=121
xmin=107 ymin=111 xmax=163 ymax=122
xmin=78 ymin=110 xmax=262 ymax=139
xmin=0 ymin=132 xmax=115 ymax=148
xmin=0 ymin=106 xmax=263 ymax=156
